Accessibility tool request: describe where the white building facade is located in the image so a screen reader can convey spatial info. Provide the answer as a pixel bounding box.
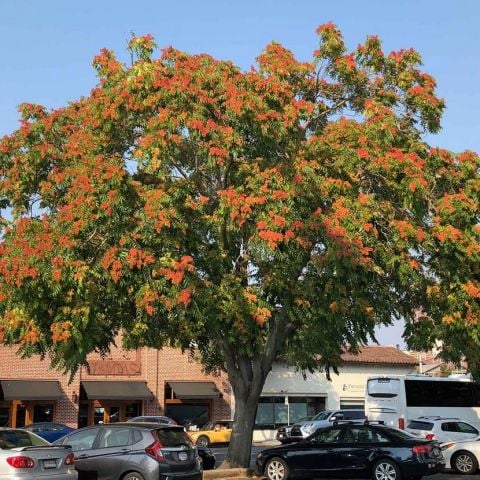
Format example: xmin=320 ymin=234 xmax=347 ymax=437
xmin=253 ymin=346 xmax=417 ymax=441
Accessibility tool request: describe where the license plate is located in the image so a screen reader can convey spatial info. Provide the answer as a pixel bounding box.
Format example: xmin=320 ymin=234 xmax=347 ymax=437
xmin=43 ymin=459 xmax=57 ymax=469
xmin=178 ymin=452 xmax=188 ymax=461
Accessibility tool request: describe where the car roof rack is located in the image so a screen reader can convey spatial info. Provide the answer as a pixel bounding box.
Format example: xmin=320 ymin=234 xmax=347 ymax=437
xmin=416 ymin=416 xmax=460 ymax=420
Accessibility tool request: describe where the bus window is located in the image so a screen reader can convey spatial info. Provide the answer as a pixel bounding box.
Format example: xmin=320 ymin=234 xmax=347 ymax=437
xmin=367 ymin=378 xmax=400 ymax=398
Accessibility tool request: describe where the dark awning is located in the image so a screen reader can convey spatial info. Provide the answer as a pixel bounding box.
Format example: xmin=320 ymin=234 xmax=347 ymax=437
xmin=0 ymin=380 xmax=63 ymax=401
xmin=168 ymin=381 xmax=220 ymax=399
xmin=82 ymin=381 xmax=153 ymax=400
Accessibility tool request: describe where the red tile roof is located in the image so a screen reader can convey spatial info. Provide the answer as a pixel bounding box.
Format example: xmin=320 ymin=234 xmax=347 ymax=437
xmin=341 ymin=346 xmax=418 ymax=365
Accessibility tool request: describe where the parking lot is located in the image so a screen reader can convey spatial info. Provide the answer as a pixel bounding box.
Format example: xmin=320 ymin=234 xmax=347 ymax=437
xmin=210 ymin=445 xmax=472 ymax=480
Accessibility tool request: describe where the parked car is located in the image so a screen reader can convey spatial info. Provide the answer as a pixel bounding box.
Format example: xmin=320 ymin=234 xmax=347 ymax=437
xmin=256 ymin=420 xmax=444 ymax=480
xmin=289 ymin=409 xmax=366 ymax=440
xmin=127 ymin=415 xmax=177 ymax=425
xmin=441 ymin=437 xmax=480 ymax=474
xmin=0 ymin=427 xmax=77 ymax=479
xmin=197 ymin=446 xmax=216 ymax=469
xmin=54 ymin=422 xmax=202 ymax=480
xmin=189 ymin=420 xmax=233 ymax=447
xmin=22 ymin=422 xmax=75 ymax=442
xmin=276 ymin=416 xmax=313 ymax=444
xmin=406 ymin=416 xmax=479 ymax=443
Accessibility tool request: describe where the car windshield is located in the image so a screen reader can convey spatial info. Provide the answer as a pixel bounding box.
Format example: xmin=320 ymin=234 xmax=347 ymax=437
xmin=311 ymin=411 xmax=332 ymax=421
xmin=201 ymin=422 xmax=215 ymax=430
xmin=0 ymin=430 xmax=49 ymax=449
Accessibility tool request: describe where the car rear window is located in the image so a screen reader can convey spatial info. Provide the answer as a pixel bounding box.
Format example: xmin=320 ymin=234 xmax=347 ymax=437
xmin=407 ymin=421 xmax=434 ymax=430
xmin=0 ymin=430 xmax=49 ymax=449
xmin=156 ymin=428 xmax=193 ymax=447
xmin=381 ymin=427 xmax=419 ymax=441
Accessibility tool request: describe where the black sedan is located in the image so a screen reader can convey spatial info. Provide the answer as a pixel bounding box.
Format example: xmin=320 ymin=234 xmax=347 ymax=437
xmin=197 ymin=446 xmax=216 ymax=469
xmin=256 ymin=421 xmax=445 ymax=480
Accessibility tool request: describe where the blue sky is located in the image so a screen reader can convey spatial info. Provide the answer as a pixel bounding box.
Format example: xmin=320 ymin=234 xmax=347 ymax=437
xmin=1 ymin=0 xmax=478 ymax=346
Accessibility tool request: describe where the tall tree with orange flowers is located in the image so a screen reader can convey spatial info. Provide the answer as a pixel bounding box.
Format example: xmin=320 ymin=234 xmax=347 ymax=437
xmin=0 ymin=25 xmax=479 ymax=466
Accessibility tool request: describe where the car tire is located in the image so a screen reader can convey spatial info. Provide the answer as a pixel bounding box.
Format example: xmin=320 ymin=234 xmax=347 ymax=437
xmin=372 ymin=459 xmax=401 ymax=480
xmin=265 ymin=457 xmax=290 ymax=480
xmin=196 ymin=435 xmax=210 ymax=447
xmin=452 ymin=451 xmax=479 ymax=474
xmin=122 ymin=473 xmax=145 ymax=480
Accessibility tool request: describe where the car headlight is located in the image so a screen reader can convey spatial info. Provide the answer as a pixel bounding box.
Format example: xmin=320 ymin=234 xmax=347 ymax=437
xmin=441 ymin=443 xmax=455 ymax=450
xmin=303 ymin=423 xmax=314 ymax=432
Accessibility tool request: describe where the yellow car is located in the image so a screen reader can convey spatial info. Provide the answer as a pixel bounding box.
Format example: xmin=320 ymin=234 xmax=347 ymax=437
xmin=189 ymin=420 xmax=233 ymax=447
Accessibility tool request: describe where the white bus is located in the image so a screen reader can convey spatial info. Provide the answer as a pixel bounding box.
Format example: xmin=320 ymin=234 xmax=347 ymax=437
xmin=366 ymin=375 xmax=480 ymax=429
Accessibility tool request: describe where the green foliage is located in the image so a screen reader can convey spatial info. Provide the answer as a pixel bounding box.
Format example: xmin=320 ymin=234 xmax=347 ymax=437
xmin=0 ymin=26 xmax=479 ymax=461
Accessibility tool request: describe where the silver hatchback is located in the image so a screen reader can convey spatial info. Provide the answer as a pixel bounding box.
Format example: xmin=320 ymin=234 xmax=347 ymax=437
xmin=55 ymin=422 xmax=202 ymax=480
xmin=0 ymin=427 xmax=77 ymax=479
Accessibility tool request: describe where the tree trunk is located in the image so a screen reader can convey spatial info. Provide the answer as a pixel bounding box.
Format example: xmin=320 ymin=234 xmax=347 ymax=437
xmin=222 ymin=380 xmax=264 ymax=468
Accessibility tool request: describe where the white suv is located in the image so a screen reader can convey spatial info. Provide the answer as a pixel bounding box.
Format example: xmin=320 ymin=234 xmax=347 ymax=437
xmin=289 ymin=409 xmax=365 ymax=440
xmin=406 ymin=416 xmax=479 ymax=443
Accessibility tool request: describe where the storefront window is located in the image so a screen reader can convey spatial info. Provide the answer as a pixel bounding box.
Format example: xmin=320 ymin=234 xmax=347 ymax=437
xmin=78 ymin=405 xmax=88 ymax=428
xmin=255 ymin=397 xmax=288 ymax=429
xmin=15 ymin=405 xmax=26 ymax=428
xmin=33 ymin=404 xmax=54 ymax=423
xmin=94 ymin=407 xmax=105 ymax=424
xmin=340 ymin=399 xmax=364 ymax=409
xmin=125 ymin=403 xmax=139 ymax=421
xmin=109 ymin=406 xmax=120 ymax=423
xmin=0 ymin=408 xmax=9 ymax=427
xmin=165 ymin=404 xmax=209 ymax=429
xmin=255 ymin=396 xmax=326 ymax=429
xmin=289 ymin=396 xmax=326 ymax=421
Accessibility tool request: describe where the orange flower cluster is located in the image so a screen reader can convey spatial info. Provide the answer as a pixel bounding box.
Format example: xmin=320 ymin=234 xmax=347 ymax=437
xmin=127 ymin=248 xmax=155 ymax=270
xmin=136 ymin=288 xmax=158 ymax=316
xmin=462 ymin=281 xmax=480 ymax=299
xmin=177 ymin=288 xmax=192 ymax=306
xmin=220 ymin=188 xmax=267 ymax=227
xmin=101 ymin=247 xmax=123 ymax=283
xmin=159 ymin=256 xmax=194 ymax=286
xmin=51 ymin=322 xmax=72 ymax=343
xmin=435 ymin=225 xmax=463 ymax=244
xmin=252 ymin=307 xmax=271 ymax=327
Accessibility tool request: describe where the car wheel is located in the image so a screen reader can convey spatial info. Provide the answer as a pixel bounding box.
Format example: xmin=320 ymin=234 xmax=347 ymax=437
xmin=122 ymin=473 xmax=145 ymax=480
xmin=196 ymin=435 xmax=210 ymax=447
xmin=373 ymin=459 xmax=401 ymax=480
xmin=265 ymin=457 xmax=290 ymax=480
xmin=452 ymin=451 xmax=479 ymax=474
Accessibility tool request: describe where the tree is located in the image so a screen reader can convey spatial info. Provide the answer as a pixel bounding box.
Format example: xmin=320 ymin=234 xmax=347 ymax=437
xmin=0 ymin=25 xmax=479 ymax=466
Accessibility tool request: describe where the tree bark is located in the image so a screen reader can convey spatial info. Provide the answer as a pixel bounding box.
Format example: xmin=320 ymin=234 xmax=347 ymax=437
xmin=222 ymin=376 xmax=265 ymax=468
xmin=218 ymin=315 xmax=290 ymax=468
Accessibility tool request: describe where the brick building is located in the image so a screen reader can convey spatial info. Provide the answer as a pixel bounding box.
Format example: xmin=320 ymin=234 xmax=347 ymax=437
xmin=0 ymin=343 xmax=418 ymax=433
xmin=0 ymin=342 xmax=232 ymax=429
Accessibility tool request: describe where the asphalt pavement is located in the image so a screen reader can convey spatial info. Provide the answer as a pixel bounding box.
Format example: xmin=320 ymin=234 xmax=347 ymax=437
xmin=210 ymin=445 xmax=471 ymax=480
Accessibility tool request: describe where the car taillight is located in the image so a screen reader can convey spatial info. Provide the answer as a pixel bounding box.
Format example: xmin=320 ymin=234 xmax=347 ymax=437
xmin=413 ymin=444 xmax=432 ymax=455
xmin=398 ymin=418 xmax=405 ymax=429
xmin=145 ymin=433 xmax=165 ymax=463
xmin=425 ymin=433 xmax=435 ymax=440
xmin=6 ymin=456 xmax=35 ymax=468
xmin=65 ymin=453 xmax=75 ymax=466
